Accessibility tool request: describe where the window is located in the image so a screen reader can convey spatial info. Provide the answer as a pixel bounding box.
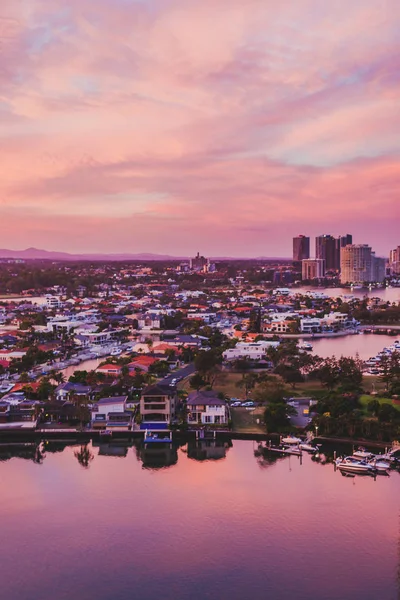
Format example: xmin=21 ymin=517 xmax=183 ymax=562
xmin=204 ymin=416 xmax=212 ymax=423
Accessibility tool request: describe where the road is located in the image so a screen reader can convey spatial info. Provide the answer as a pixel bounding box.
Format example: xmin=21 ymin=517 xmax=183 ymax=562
xmin=161 ymin=363 xmax=195 ymax=386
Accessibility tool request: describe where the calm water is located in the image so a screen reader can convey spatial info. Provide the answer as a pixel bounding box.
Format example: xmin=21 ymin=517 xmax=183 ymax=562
xmin=295 ymin=286 xmax=400 ymax=302
xmin=311 ymin=333 xmax=399 ymax=360
xmin=0 ymin=439 xmax=398 ymax=600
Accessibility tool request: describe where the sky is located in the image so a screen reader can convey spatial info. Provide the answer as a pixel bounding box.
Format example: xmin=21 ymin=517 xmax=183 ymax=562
xmin=1 ymin=0 xmax=399 ymax=257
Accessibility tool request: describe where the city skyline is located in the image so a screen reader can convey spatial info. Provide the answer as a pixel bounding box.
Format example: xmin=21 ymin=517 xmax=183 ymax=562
xmin=1 ymin=1 xmax=400 ymax=255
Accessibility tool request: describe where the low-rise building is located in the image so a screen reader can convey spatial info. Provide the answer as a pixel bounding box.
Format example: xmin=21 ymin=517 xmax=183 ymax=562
xmin=91 ymin=396 xmax=131 ymax=430
xmin=186 ymin=391 xmax=229 ymax=426
xmin=223 ymin=341 xmax=280 ymax=361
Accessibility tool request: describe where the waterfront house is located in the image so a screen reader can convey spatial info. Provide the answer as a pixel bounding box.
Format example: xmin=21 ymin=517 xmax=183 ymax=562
xmin=222 ymin=341 xmax=279 ymax=361
xmin=186 ymin=391 xmax=229 ymax=427
xmin=91 ymin=396 xmax=131 ymax=430
xmin=140 ymin=384 xmax=177 ymax=428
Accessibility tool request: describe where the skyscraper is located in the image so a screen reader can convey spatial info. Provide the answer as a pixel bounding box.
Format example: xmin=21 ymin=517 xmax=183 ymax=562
xmin=340 ymin=244 xmax=373 ymax=283
xmin=335 ymin=234 xmax=353 ymax=272
xmin=315 ymin=235 xmax=337 ymax=270
xmin=293 ymin=235 xmax=310 ymax=262
xmin=389 ymin=246 xmax=400 ymax=275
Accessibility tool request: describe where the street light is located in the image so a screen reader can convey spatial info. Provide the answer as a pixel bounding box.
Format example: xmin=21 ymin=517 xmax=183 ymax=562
xmin=315 ymin=424 xmax=319 ymax=438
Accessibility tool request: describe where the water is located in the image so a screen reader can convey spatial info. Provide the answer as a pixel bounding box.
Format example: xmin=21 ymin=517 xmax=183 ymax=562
xmin=311 ymin=333 xmax=399 ymax=360
xmin=61 ymin=357 xmax=101 ymax=379
xmin=0 ymin=439 xmax=398 ymax=600
xmin=294 ymin=286 xmax=400 ymax=302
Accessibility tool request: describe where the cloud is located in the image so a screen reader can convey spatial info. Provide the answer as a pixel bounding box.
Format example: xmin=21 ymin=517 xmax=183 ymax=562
xmin=0 ymin=0 xmax=399 ymax=255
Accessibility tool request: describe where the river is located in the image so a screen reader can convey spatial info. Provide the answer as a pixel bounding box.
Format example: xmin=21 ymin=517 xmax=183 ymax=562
xmin=294 ymin=286 xmax=400 ymax=302
xmin=311 ymin=333 xmax=399 ymax=360
xmin=0 ymin=439 xmax=398 ymax=600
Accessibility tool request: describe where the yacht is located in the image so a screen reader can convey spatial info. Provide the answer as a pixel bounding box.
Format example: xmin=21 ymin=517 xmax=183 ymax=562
xmin=336 ymin=457 xmax=375 ymax=474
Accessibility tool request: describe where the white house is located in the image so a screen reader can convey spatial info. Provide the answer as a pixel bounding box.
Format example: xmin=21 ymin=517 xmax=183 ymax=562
xmin=187 ymin=391 xmax=229 ymax=426
xmin=91 ymin=396 xmax=131 ymax=430
xmin=300 ymin=318 xmax=323 ymax=333
xmin=223 ymin=341 xmax=280 ymax=361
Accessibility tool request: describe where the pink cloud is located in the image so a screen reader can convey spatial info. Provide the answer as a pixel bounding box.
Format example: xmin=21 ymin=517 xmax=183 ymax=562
xmin=0 ymin=0 xmax=399 ymax=256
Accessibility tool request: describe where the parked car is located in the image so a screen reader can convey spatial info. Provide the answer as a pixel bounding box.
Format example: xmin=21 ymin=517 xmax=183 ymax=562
xmin=242 ymin=401 xmax=255 ymax=407
xmin=230 ymin=401 xmax=242 ymax=407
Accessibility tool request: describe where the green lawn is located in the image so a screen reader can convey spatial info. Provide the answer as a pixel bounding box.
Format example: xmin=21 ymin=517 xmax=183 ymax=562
xmin=359 ymin=394 xmax=400 ymax=412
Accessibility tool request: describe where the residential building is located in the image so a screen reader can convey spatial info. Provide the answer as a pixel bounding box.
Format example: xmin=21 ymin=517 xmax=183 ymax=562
xmin=45 ymin=295 xmax=62 ymax=309
xmin=186 ymin=391 xmax=229 ymax=426
xmin=389 ymin=246 xmax=400 ymax=275
xmin=301 ymin=258 xmax=325 ymax=280
xmin=340 ymin=244 xmax=373 ymax=284
xmin=91 ymin=396 xmax=131 ymax=430
xmin=300 ymin=318 xmax=323 ymax=333
xmin=140 ymin=384 xmax=178 ymax=426
xmin=223 ymin=340 xmax=279 ymax=361
xmin=335 ymin=234 xmax=353 ymax=270
xmin=293 ymin=235 xmax=310 ymax=262
xmin=371 ymin=254 xmax=386 ymax=283
xmin=96 ymin=364 xmax=122 ymax=376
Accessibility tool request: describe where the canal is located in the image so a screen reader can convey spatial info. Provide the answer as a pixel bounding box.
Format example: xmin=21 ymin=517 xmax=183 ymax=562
xmin=0 ymin=439 xmax=398 ymax=600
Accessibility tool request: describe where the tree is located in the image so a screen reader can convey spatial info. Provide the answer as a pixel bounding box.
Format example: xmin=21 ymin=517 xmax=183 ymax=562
xmin=367 ymin=399 xmax=381 ymax=417
xmin=149 ymin=360 xmax=170 ymax=377
xmin=254 ymin=380 xmax=286 ymax=404
xmin=236 ymin=373 xmax=259 ymax=398
xmin=264 ymin=401 xmax=296 ymax=433
xmin=194 ymin=350 xmax=220 ymax=382
xmin=189 ymin=373 xmax=206 ymax=390
xmin=37 ymin=377 xmax=56 ymax=401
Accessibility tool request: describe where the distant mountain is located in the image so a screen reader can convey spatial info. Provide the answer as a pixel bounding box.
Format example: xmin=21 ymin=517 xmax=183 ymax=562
xmin=0 ymin=248 xmax=187 ymax=261
xmin=0 ymin=247 xmax=291 ymax=262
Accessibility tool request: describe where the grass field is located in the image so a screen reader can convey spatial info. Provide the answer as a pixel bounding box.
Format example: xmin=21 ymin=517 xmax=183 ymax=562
xmin=359 ymin=394 xmax=400 ymax=412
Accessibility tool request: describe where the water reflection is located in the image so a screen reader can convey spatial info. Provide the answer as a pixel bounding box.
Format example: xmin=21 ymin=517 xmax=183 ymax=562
xmin=186 ymin=439 xmax=232 ymax=461
xmin=74 ymin=444 xmax=94 ymax=468
xmin=93 ymin=440 xmax=130 ymax=457
xmin=0 ymin=441 xmax=45 ymax=463
xmin=135 ymin=441 xmax=179 ymax=469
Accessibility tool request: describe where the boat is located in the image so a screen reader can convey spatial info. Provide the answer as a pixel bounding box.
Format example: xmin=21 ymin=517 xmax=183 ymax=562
xmin=299 ymin=442 xmax=318 ymax=453
xmin=352 ymin=447 xmax=374 ymax=461
xmin=336 ymin=456 xmax=375 ymax=474
xmin=298 ymin=342 xmax=313 ymax=351
xmin=281 ymin=435 xmax=302 ymax=445
xmin=261 ymin=442 xmax=302 ymax=456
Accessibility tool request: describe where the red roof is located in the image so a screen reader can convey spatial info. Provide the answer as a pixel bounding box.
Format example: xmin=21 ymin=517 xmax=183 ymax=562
xmin=129 ymin=356 xmax=157 ymax=367
xmin=96 ymin=364 xmax=122 ymax=372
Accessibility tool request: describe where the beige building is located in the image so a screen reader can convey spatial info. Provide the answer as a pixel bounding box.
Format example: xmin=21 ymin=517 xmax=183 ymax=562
xmin=301 ymin=258 xmax=325 ymax=280
xmin=341 ymin=244 xmax=385 ymax=284
xmin=390 ymin=246 xmax=400 ymax=275
xmin=140 ymin=384 xmax=178 ymax=426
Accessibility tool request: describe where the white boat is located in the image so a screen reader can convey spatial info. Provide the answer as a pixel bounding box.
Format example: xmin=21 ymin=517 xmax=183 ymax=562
xmin=352 ymin=448 xmax=374 ymax=461
xmin=336 ymin=457 xmax=375 ymax=474
xmin=281 ymin=435 xmax=302 ymax=445
xmin=299 ymin=442 xmax=318 ymax=453
xmin=369 ymin=459 xmax=390 ymax=474
xmin=298 ymin=342 xmax=313 ymax=351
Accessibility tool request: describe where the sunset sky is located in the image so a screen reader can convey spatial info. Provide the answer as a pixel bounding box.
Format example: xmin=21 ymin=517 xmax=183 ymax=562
xmin=1 ymin=0 xmax=399 ymax=256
